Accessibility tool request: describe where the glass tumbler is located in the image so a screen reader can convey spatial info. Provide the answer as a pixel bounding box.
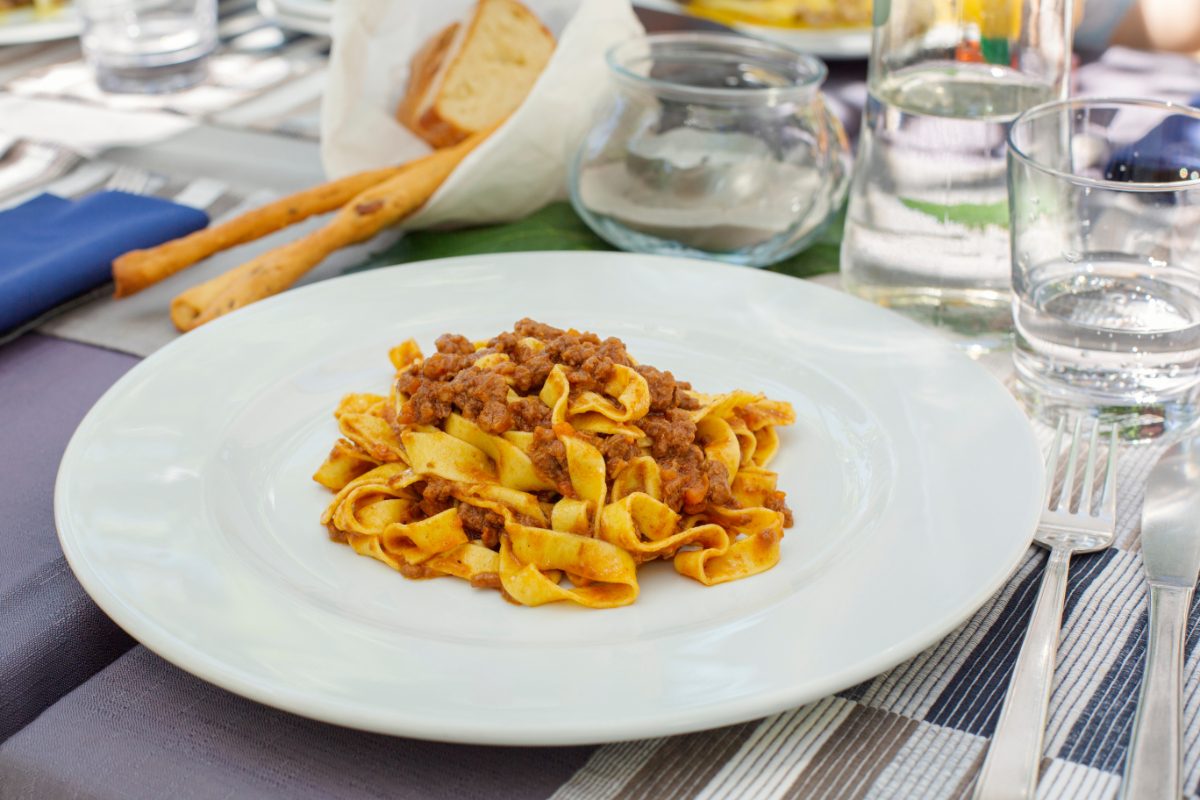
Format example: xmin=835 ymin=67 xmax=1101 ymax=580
xmin=570 ymin=33 xmax=850 ymax=267
xmin=78 ymin=0 xmax=217 ymax=94
xmin=841 ymin=0 xmax=1073 ymax=353
xmin=1008 ymin=98 xmax=1200 ymax=431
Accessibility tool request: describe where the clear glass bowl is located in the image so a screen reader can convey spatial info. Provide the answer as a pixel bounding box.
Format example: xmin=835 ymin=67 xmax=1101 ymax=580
xmin=570 ymin=32 xmax=851 ymax=267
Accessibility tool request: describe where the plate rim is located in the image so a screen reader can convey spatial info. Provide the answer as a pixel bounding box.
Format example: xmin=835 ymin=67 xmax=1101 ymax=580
xmin=632 ymin=0 xmax=871 ymax=59
xmin=0 ymin=4 xmax=80 ymax=44
xmin=55 ymin=251 xmax=1041 ymax=745
xmin=256 ymin=0 xmax=331 ymax=37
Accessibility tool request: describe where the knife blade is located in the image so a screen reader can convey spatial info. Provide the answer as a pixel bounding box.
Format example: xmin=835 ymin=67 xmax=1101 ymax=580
xmin=1141 ymin=435 xmax=1200 ymax=587
xmin=1120 ymin=432 xmax=1200 ymax=800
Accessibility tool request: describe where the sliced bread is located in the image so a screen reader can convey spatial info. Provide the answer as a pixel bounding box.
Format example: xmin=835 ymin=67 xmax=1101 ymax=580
xmin=396 ymin=21 xmax=462 ymax=140
xmin=398 ymin=0 xmax=555 ymax=148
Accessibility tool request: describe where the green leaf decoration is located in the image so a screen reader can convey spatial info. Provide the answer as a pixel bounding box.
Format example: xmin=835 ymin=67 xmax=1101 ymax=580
xmin=350 ymin=202 xmax=844 ymax=279
xmin=349 ymin=203 xmax=612 ymax=273
xmin=899 ymin=197 xmax=1010 ymax=230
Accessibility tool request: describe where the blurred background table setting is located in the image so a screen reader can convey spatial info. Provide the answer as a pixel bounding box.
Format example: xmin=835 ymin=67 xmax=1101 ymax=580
xmin=4 ymin=0 xmax=1200 ymax=799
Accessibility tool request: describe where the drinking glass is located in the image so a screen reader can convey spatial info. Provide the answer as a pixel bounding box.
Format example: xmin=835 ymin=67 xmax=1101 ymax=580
xmin=1008 ymin=98 xmax=1200 ymax=432
xmin=841 ymin=0 xmax=1073 ymax=353
xmin=78 ymin=0 xmax=217 ymax=94
xmin=570 ymin=33 xmax=850 ymax=267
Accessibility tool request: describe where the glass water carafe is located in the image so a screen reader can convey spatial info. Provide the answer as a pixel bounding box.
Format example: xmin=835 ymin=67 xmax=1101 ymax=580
xmin=841 ymin=0 xmax=1073 ymax=352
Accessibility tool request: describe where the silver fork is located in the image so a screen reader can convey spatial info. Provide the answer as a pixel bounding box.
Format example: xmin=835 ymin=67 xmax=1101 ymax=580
xmin=104 ymin=164 xmax=162 ymax=195
xmin=973 ymin=416 xmax=1119 ymax=800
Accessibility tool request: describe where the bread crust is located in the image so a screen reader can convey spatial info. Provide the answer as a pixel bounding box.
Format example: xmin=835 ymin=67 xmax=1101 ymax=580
xmin=396 ymin=21 xmax=464 ymax=147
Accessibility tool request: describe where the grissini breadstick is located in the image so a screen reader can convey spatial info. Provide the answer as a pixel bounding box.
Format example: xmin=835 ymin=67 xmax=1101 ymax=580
xmin=170 ymin=124 xmax=495 ymax=332
xmin=112 ymin=164 xmax=409 ymax=298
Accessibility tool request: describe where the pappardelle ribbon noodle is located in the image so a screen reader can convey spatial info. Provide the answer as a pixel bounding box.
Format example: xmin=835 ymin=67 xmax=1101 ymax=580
xmin=314 ymin=319 xmax=796 ymax=609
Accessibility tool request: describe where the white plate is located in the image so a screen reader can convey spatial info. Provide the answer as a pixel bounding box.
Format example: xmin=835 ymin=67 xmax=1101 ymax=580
xmin=257 ymin=0 xmax=330 ymax=37
xmin=0 ymin=3 xmax=80 ymax=45
xmin=270 ymin=0 xmax=330 ymax=19
xmin=738 ymin=23 xmax=870 ymax=59
xmin=635 ymin=0 xmax=870 ymax=59
xmin=56 ymin=252 xmax=1042 ymax=745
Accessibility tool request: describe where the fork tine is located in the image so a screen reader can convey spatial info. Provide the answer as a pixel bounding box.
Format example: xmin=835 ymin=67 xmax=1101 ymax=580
xmin=1055 ymin=416 xmax=1084 ymax=512
xmin=1045 ymin=415 xmax=1067 ymax=506
xmin=107 ymin=165 xmax=145 ymax=194
xmin=1080 ymin=418 xmax=1101 ymax=516
xmin=1100 ymin=424 xmax=1119 ymax=519
xmin=106 ymin=166 xmax=142 ymax=196
xmin=105 ymin=165 xmax=130 ymax=192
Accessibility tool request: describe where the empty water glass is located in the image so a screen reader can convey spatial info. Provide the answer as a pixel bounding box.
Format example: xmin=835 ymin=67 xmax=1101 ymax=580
xmin=1007 ymin=98 xmax=1200 ymax=431
xmin=78 ymin=0 xmax=217 ymax=94
xmin=570 ymin=33 xmax=850 ymax=267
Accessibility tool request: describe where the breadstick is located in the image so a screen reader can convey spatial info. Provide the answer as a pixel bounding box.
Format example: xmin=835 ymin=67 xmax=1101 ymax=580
xmin=112 ymin=164 xmax=409 ymax=298
xmin=171 ymin=125 xmax=494 ymax=331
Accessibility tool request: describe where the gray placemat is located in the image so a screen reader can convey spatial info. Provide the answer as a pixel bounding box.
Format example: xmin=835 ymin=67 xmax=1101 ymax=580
xmin=0 ymin=335 xmax=138 ymax=743
xmin=0 ymin=647 xmax=594 ymax=800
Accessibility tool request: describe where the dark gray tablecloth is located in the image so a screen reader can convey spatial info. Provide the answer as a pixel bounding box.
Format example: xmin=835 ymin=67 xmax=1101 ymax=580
xmin=1 ymin=647 xmax=592 ymax=800
xmin=0 ymin=335 xmax=136 ymax=742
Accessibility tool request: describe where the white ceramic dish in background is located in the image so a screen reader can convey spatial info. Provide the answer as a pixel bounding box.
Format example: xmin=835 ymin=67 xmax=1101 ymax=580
xmin=256 ymin=0 xmax=331 ymax=37
xmin=634 ymin=0 xmax=870 ymax=59
xmin=0 ymin=3 xmax=80 ymax=45
xmin=269 ymin=0 xmax=330 ymax=19
xmin=741 ymin=22 xmax=870 ymax=59
xmin=55 ymin=252 xmax=1042 ymax=746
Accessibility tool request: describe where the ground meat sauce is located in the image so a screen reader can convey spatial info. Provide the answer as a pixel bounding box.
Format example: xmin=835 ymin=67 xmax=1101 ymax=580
xmin=765 ymin=491 xmax=795 ymax=528
xmin=529 ymin=426 xmax=573 ymax=497
xmin=413 ymin=477 xmax=455 ymax=518
xmin=509 ymin=396 xmax=551 ymax=431
xmin=448 ymin=368 xmax=511 ymax=433
xmin=456 ymin=502 xmax=505 ymax=549
xmin=600 ymin=434 xmax=643 ymax=480
xmin=469 ymin=572 xmax=503 ymax=590
xmin=706 ymin=461 xmax=734 ymax=507
xmin=398 ymin=562 xmax=440 ymax=580
xmin=398 ymin=319 xmax=792 ymax=532
xmin=661 ymin=447 xmax=709 ymax=514
xmin=640 ymin=409 xmax=696 ymax=460
xmin=434 ymin=333 xmax=475 ymax=355
xmin=637 ymin=364 xmax=699 ymax=412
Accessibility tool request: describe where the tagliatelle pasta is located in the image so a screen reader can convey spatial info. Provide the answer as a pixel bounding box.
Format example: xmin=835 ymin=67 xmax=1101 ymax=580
xmin=314 ymin=319 xmax=796 ymax=609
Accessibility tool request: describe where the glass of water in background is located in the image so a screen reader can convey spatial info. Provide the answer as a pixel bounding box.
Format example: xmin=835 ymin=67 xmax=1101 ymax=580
xmin=1008 ymin=98 xmax=1200 ymax=432
xmin=841 ymin=0 xmax=1073 ymax=353
xmin=78 ymin=0 xmax=217 ymax=93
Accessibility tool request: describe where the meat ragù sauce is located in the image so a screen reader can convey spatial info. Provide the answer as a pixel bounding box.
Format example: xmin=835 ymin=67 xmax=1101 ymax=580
xmin=392 ymin=319 xmax=793 ymax=528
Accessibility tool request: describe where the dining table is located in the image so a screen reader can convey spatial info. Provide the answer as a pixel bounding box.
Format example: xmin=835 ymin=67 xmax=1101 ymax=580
xmin=3 ymin=3 xmax=1200 ymax=798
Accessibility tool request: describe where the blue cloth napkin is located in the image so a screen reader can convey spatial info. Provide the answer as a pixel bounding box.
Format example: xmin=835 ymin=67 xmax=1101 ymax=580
xmin=1105 ymin=95 xmax=1200 ymax=184
xmin=0 ymin=191 xmax=209 ymax=334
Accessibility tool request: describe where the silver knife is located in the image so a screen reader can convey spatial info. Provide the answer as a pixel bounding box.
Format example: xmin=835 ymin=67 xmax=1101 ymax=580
xmin=1120 ymin=433 xmax=1200 ymax=800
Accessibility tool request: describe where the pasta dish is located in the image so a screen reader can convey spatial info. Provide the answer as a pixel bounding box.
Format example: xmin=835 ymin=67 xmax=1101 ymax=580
xmin=314 ymin=319 xmax=795 ymax=609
